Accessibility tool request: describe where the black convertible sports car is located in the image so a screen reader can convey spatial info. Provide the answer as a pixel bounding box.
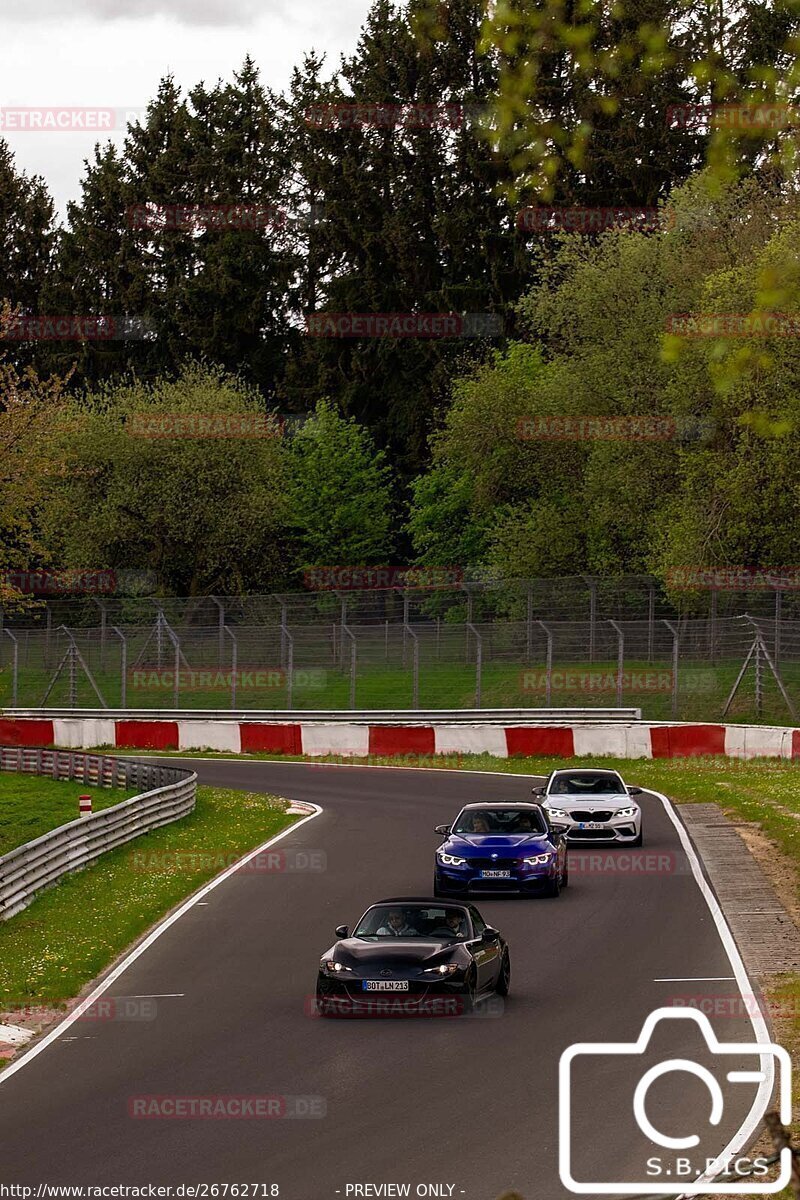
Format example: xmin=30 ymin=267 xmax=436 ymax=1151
xmin=315 ymin=897 xmax=510 ymax=1017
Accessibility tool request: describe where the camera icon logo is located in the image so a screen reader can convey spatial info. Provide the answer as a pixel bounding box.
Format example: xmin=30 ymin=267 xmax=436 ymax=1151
xmin=559 ymin=1007 xmax=792 ymax=1194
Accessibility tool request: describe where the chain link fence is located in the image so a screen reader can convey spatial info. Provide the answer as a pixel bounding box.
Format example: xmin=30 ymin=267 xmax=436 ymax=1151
xmin=2 ymin=602 xmax=799 ymax=723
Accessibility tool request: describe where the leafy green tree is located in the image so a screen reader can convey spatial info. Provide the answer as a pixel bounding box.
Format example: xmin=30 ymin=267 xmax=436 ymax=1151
xmin=288 ymin=398 xmax=395 ymax=571
xmin=36 ymin=363 xmax=291 ymax=595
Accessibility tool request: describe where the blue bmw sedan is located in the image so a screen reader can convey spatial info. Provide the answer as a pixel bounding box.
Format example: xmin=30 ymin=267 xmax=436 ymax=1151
xmin=433 ymin=802 xmax=568 ymax=898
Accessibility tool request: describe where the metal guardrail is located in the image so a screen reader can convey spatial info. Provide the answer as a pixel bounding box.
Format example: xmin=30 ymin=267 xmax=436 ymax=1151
xmin=0 ymin=747 xmax=197 ymax=920
xmin=0 ymin=707 xmax=642 ymax=724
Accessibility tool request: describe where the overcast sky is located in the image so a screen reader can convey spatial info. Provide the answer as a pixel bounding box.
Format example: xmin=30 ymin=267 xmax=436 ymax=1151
xmin=0 ymin=0 xmax=370 ymax=216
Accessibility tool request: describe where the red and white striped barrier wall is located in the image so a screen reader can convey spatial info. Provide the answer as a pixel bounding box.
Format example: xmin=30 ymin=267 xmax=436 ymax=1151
xmin=1 ymin=716 xmax=799 ymax=759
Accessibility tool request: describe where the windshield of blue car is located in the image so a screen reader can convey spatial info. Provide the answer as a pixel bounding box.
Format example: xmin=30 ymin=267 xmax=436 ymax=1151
xmin=353 ymin=906 xmax=471 ymax=939
xmin=548 ymin=772 xmax=626 ymax=796
xmin=451 ymin=808 xmax=547 ymax=835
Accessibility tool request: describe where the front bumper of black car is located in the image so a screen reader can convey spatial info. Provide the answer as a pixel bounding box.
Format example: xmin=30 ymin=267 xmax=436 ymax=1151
xmin=315 ymin=974 xmax=471 ymax=1017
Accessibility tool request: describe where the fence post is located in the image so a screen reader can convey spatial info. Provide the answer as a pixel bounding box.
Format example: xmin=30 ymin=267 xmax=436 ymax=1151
xmin=95 ymin=599 xmax=108 ymax=672
xmin=341 ymin=625 xmax=357 ymax=708
xmin=285 ymin=628 xmax=294 ymax=709
xmin=467 ymin=623 xmax=482 ymax=707
xmin=402 ymin=589 xmax=410 ymax=668
xmin=663 ymin=620 xmax=680 ymax=719
xmin=111 ymin=626 xmax=127 ymax=708
xmin=406 ymin=626 xmax=419 ymax=709
xmin=537 ymin=620 xmax=553 ymax=707
xmin=223 ymin=625 xmax=238 ymax=708
xmin=647 ymin=583 xmax=655 ymax=665
xmin=775 ymin=588 xmax=782 ymax=671
xmin=710 ymin=587 xmax=718 ymax=666
xmin=3 ymin=629 xmax=18 ymax=707
xmin=582 ymin=576 xmax=597 ymax=663
xmin=210 ymin=596 xmax=225 ymax=668
xmin=527 ymin=584 xmax=533 ymax=662
xmin=609 ymin=620 xmax=625 ymax=708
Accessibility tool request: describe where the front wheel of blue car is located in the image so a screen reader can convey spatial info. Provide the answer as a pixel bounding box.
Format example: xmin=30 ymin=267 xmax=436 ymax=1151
xmin=433 ymin=874 xmax=450 ymax=897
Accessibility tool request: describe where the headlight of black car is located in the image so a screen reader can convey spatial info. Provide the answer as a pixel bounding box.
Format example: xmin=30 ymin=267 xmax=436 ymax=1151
xmin=422 ymin=963 xmax=460 ymax=976
xmin=320 ymin=958 xmax=353 ymax=974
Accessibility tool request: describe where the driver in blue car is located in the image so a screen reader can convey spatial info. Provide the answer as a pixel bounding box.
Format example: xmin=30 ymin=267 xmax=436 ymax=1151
xmin=377 ymin=909 xmax=418 ymax=937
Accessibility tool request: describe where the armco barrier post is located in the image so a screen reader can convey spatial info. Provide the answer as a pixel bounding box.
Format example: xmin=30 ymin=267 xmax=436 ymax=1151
xmin=79 ymin=794 xmax=92 ymax=815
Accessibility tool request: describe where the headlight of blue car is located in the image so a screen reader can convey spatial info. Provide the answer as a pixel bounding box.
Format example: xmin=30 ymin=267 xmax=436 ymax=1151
xmin=523 ymin=852 xmax=554 ymax=866
xmin=438 ymin=852 xmax=467 ymax=866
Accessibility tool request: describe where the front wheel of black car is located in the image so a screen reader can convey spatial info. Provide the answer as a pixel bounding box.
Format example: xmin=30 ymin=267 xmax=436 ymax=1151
xmin=462 ymin=966 xmax=478 ymax=1013
xmin=496 ymin=950 xmax=511 ymax=997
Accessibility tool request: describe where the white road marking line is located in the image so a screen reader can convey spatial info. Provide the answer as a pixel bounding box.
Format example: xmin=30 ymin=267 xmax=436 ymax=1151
xmin=0 ymin=803 xmax=323 ymax=1086
xmin=654 ymin=976 xmax=736 ymax=982
xmin=126 ymin=994 xmax=185 ymax=999
xmin=649 ymin=787 xmax=785 ymax=1198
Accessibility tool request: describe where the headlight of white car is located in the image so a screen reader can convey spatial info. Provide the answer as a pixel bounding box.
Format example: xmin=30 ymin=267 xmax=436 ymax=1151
xmin=614 ymin=807 xmax=639 ymax=818
xmin=546 ymin=807 xmax=570 ymax=819
xmin=438 ymin=852 xmax=467 ymax=866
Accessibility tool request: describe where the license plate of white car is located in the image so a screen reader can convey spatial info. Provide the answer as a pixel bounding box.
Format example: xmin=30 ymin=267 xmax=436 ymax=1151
xmin=480 ymin=869 xmax=511 ymax=878
xmin=362 ymin=980 xmax=409 ymax=991
xmin=579 ymin=821 xmax=605 ymax=829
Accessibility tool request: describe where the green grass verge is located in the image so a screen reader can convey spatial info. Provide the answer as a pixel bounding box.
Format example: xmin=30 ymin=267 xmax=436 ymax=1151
xmin=0 ymin=773 xmax=139 ymax=857
xmin=0 ymin=785 xmax=299 ymax=1009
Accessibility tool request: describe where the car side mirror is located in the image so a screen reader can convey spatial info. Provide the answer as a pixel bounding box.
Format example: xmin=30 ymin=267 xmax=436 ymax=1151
xmin=434 ymin=824 xmax=451 ymax=836
xmin=335 ymin=925 xmax=349 ymax=939
xmin=482 ymin=927 xmax=500 ymax=943
xmin=531 ymin=786 xmax=544 ymax=796
xmin=627 ymin=786 xmax=643 ymax=796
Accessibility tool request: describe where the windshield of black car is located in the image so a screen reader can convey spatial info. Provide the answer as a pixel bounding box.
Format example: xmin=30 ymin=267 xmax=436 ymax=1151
xmin=353 ymin=906 xmax=471 ymax=939
xmin=451 ymin=808 xmax=547 ymax=834
xmin=547 ymin=772 xmax=626 ymax=795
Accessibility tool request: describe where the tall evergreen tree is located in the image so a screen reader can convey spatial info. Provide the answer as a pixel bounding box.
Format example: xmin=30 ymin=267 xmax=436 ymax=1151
xmin=0 ymin=140 xmax=55 ymax=325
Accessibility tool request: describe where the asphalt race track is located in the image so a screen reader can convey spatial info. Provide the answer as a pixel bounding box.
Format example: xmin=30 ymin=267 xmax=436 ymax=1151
xmin=0 ymin=761 xmax=779 ymax=1199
